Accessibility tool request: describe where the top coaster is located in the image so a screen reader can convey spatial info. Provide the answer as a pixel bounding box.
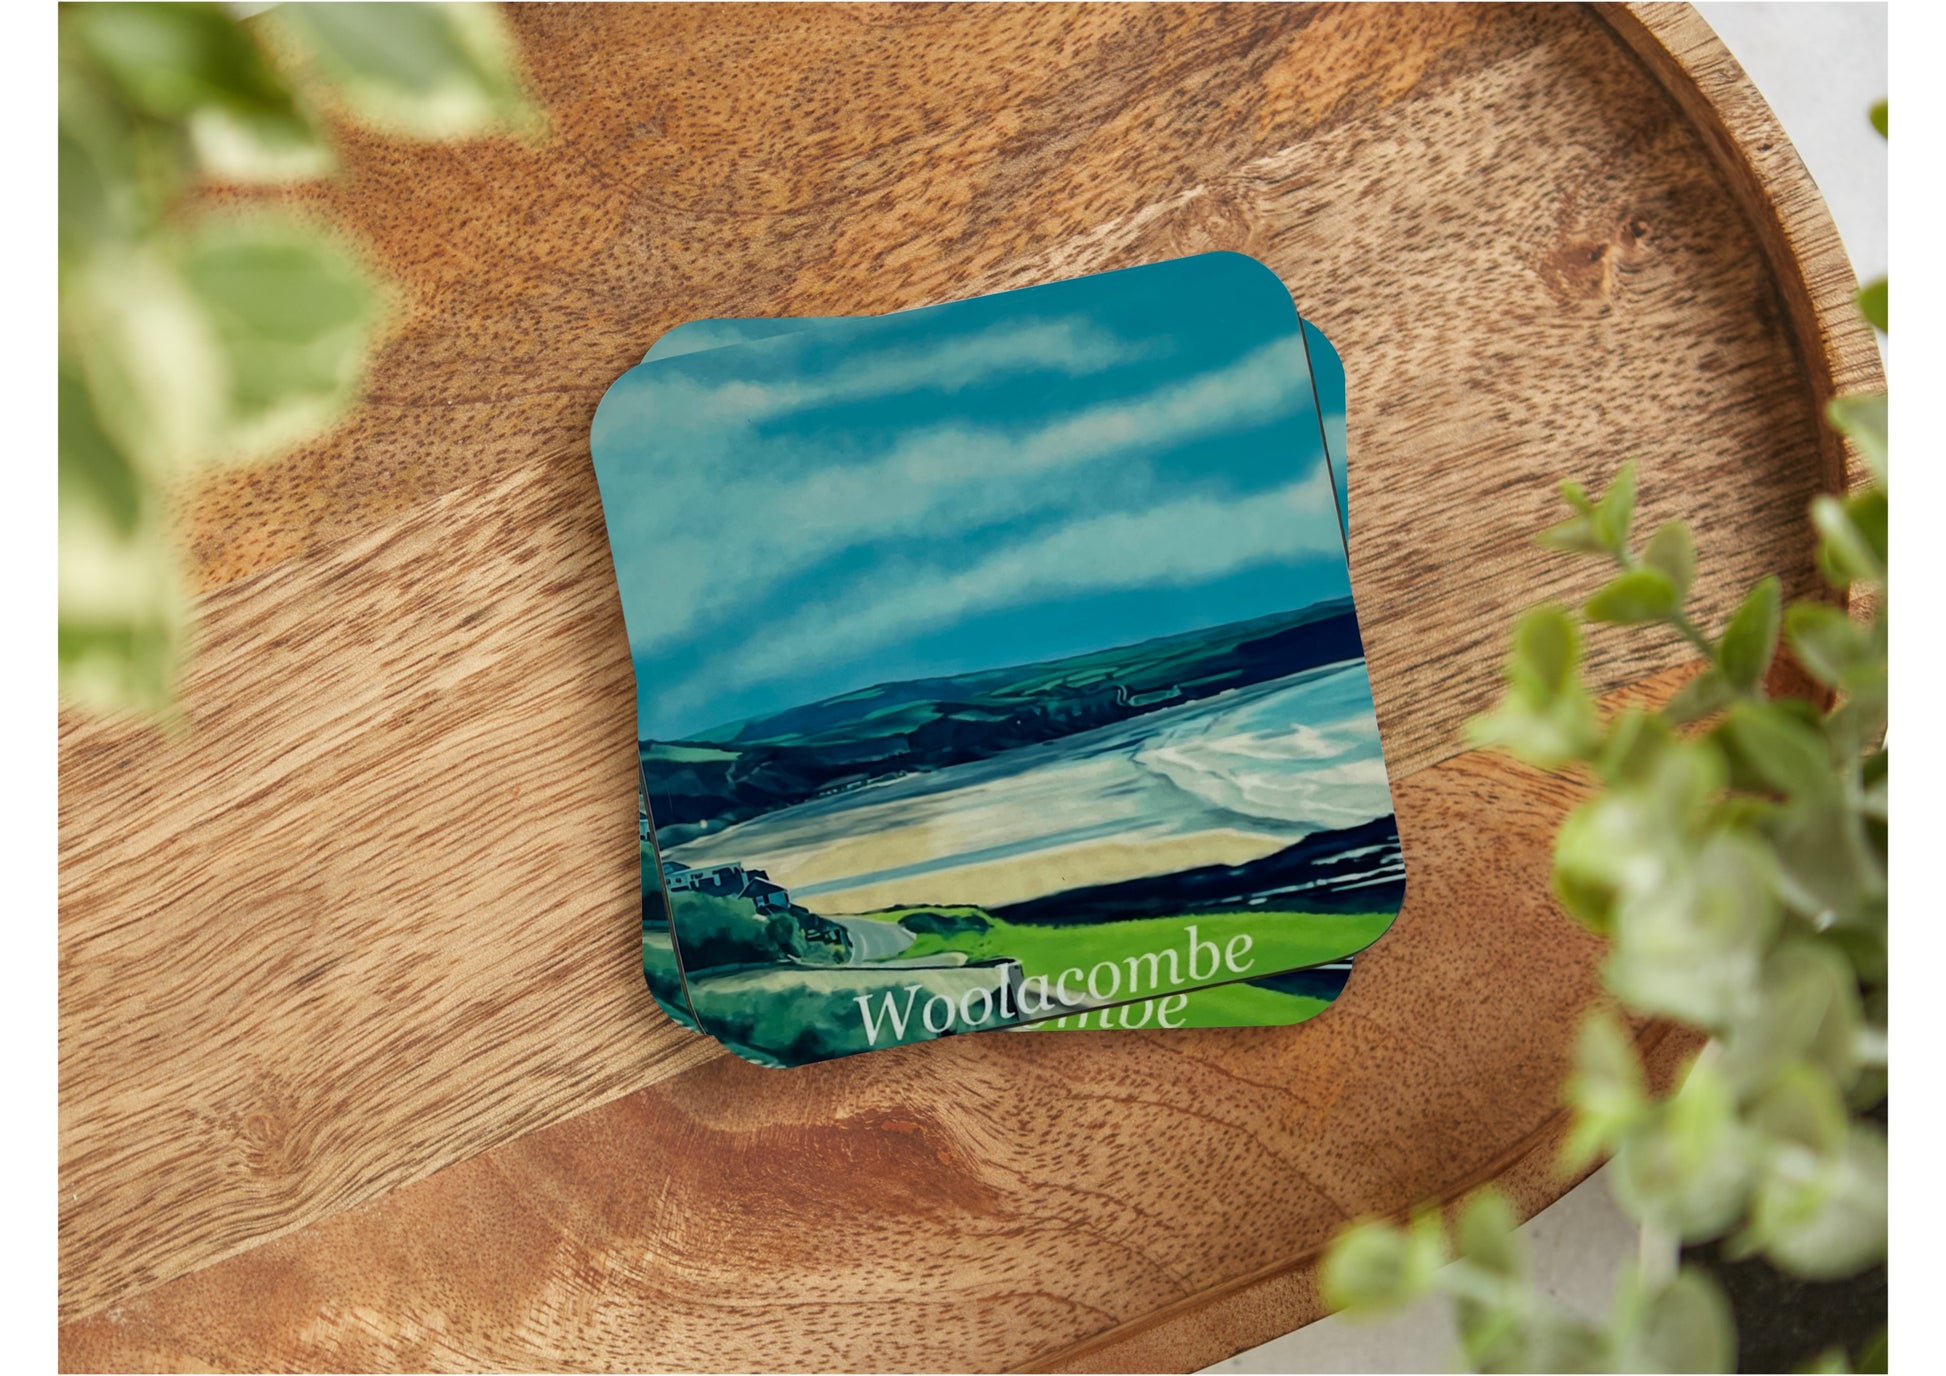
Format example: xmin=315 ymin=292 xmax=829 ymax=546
xmin=592 ymin=253 xmax=1404 ymax=1066
xmin=632 ymin=310 xmax=1361 ymax=1040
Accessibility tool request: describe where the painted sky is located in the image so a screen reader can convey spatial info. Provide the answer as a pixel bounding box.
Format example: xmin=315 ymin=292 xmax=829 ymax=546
xmin=592 ymin=253 xmax=1354 ymax=741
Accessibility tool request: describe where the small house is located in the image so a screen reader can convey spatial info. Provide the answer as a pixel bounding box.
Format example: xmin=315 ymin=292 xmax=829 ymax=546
xmin=660 ymin=857 xmax=795 ymax=911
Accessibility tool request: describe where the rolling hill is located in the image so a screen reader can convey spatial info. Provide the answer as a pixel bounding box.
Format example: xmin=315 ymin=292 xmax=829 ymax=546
xmin=641 ymin=600 xmax=1368 ymax=840
xmin=990 ymin=814 xmax=1405 ymax=924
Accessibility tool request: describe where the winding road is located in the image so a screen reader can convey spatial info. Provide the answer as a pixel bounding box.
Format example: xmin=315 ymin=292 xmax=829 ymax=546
xmin=831 ymin=915 xmax=916 ymax=964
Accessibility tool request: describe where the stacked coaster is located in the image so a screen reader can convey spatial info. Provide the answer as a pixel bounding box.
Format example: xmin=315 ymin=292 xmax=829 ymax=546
xmin=591 ymin=253 xmax=1404 ymax=1068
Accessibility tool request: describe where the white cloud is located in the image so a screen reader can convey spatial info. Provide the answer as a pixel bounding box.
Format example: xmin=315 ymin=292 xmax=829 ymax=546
xmin=594 ymin=316 xmax=1156 ymax=451
xmin=654 ymin=464 xmax=1342 ymax=723
xmin=601 ymin=331 xmax=1320 ymax=658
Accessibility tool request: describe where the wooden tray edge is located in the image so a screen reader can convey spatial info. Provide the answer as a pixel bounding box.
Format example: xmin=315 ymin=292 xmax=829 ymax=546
xmin=1032 ymin=1024 xmax=1704 ymax=1375
xmin=1595 ymin=2 xmax=1884 ymax=495
xmin=1033 ymin=7 xmax=1881 ymax=1368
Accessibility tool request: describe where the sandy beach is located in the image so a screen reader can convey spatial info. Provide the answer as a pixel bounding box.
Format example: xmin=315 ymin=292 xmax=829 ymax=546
xmin=664 ymin=666 xmax=1390 ymax=917
xmin=785 ymin=825 xmax=1294 ymax=914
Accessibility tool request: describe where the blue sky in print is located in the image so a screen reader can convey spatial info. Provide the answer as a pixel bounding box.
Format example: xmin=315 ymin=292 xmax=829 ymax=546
xmin=591 ymin=253 xmax=1351 ymax=741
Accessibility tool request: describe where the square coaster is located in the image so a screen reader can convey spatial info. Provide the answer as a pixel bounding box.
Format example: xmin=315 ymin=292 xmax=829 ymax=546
xmin=633 ymin=309 xmax=1362 ymax=1038
xmin=594 ymin=253 xmax=1402 ymax=1065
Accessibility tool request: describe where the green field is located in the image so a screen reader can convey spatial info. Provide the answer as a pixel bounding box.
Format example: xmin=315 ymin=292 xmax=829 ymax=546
xmin=1024 ymin=977 xmax=1336 ymax=1032
xmin=646 ymin=889 xmax=1392 ymax=1056
xmin=856 ymin=905 xmax=1391 ymax=993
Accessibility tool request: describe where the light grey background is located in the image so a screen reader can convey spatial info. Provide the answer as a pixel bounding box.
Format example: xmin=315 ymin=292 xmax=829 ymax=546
xmin=1204 ymin=5 xmax=1885 ymax=1372
xmin=1704 ymin=1 xmax=1887 ymax=284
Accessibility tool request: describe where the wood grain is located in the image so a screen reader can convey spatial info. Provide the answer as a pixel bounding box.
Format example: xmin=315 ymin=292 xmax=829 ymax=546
xmin=1596 ymin=3 xmax=1884 ymax=493
xmin=61 ymin=739 xmax=1646 ymax=1373
xmin=59 ymin=1 xmax=1880 ymax=1368
xmin=59 ymin=457 xmax=721 ymax=1319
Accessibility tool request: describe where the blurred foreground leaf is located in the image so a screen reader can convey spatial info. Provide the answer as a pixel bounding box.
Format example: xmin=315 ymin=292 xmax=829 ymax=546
xmin=1330 ymin=108 xmax=1889 ymax=1365
xmin=270 ymin=3 xmax=537 ymax=140
xmin=1853 ymin=278 xmax=1886 ymax=334
xmin=59 ymin=2 xmax=532 ymax=716
xmin=178 ymin=216 xmax=383 ymax=462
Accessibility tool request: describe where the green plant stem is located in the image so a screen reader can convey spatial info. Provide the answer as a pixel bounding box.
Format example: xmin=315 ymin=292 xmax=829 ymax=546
xmin=1610 ymin=546 xmax=1726 ymax=671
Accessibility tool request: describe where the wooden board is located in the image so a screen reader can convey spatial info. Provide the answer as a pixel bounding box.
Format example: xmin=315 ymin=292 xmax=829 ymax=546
xmin=58 ymin=3 xmax=1879 ymax=1369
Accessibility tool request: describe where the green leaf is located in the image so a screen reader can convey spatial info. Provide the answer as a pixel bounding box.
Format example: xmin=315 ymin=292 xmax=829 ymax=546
xmin=1592 ymin=460 xmax=1638 ymax=550
xmin=1802 ymin=1345 xmax=1854 ymax=1374
xmin=1720 ymin=942 xmax=1864 ymax=1094
xmin=1785 ymin=602 xmax=1870 ymax=688
xmin=1633 ymin=1269 xmax=1736 ymax=1374
xmin=1812 ymin=493 xmax=1886 ymax=587
xmin=1663 ymin=668 xmax=1734 ymax=725
xmin=1869 ymin=99 xmax=1887 ymax=138
xmin=1595 ymin=709 xmax=1676 ymax=786
xmin=175 ymin=215 xmax=382 ymax=462
xmin=1551 ymin=866 xmax=1617 ymax=937
xmin=1853 ymin=278 xmax=1887 ymax=334
xmin=273 ymin=2 xmax=538 ymax=141
xmin=1827 ymin=670 xmax=1888 ymax=761
xmin=1586 ymin=567 xmax=1679 ymax=624
xmin=1509 ymin=603 xmax=1580 ymax=699
xmin=1467 ymin=605 xmax=1601 ymax=769
xmin=56 ymin=79 xmax=150 ymax=251
xmin=1455 ymin=1189 xmax=1523 ymax=1278
xmin=189 ymin=103 xmax=336 ymax=183
xmin=59 ymin=616 xmax=181 ymax=717
xmin=1468 ymin=691 xmax=1602 ymax=771
xmin=1554 ymin=744 xmax=1729 ymax=944
xmin=1455 ymin=1300 xmax=1531 ymax=1373
xmin=1845 ymin=488 xmax=1887 ymax=567
xmin=1562 ymin=1014 xmax=1647 ymax=1169
xmin=66 ymin=2 xmax=330 ymax=181
xmin=1747 ymin=1061 xmax=1849 ymax=1156
xmin=59 ymin=361 xmax=142 ymax=536
xmin=182 ymin=221 xmax=370 ymax=340
xmin=1526 ymin=1320 xmax=1610 ymax=1374
xmin=71 ymin=3 xmax=287 ymax=120
xmin=1772 ymin=695 xmax=1825 ymax=731
xmin=1743 ymin=1122 xmax=1886 ymax=1279
xmin=1859 ymin=749 xmax=1887 ymax=817
xmin=1320 ymin=1209 xmax=1446 ymax=1315
xmin=1604 ymin=827 xmax=1778 ymax=1028
xmin=1826 ymin=392 xmax=1887 ymax=483
xmin=62 ymin=243 xmax=231 ymax=476
xmin=1320 ymin=1221 xmax=1410 ymax=1312
xmin=1471 ymin=697 xmax=1597 ymax=770
xmin=1772 ymin=794 xmax=1878 ymax=927
xmin=1711 ymin=718 xmax=1784 ymax=796
xmin=1550 ymin=801 xmax=1627 ymax=935
xmin=1717 ymin=575 xmax=1781 ymax=690
xmin=1641 ymin=521 xmax=1696 ymax=599
xmin=1537 ymin=512 xmax=1612 ymax=557
xmin=1559 ymin=479 xmax=1593 ymax=513
xmin=1706 ymin=793 xmax=1780 ymax=835
xmin=1611 ymin=1056 xmax=1753 ymax=1240
xmin=1825 ymin=928 xmax=1887 ymax=993
xmin=58 ymin=398 xmax=185 ymax=717
xmin=1721 ymin=700 xmax=1831 ymax=798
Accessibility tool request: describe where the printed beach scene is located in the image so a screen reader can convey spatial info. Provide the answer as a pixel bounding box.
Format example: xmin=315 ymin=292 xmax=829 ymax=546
xmin=633 ymin=310 xmax=1362 ymax=1041
xmin=593 ymin=254 xmax=1404 ymax=1066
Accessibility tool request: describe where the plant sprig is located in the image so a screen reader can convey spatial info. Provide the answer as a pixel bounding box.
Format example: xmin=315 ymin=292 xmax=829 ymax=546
xmin=1323 ymin=102 xmax=1889 ymax=1376
xmin=59 ymin=3 xmax=538 ymax=717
